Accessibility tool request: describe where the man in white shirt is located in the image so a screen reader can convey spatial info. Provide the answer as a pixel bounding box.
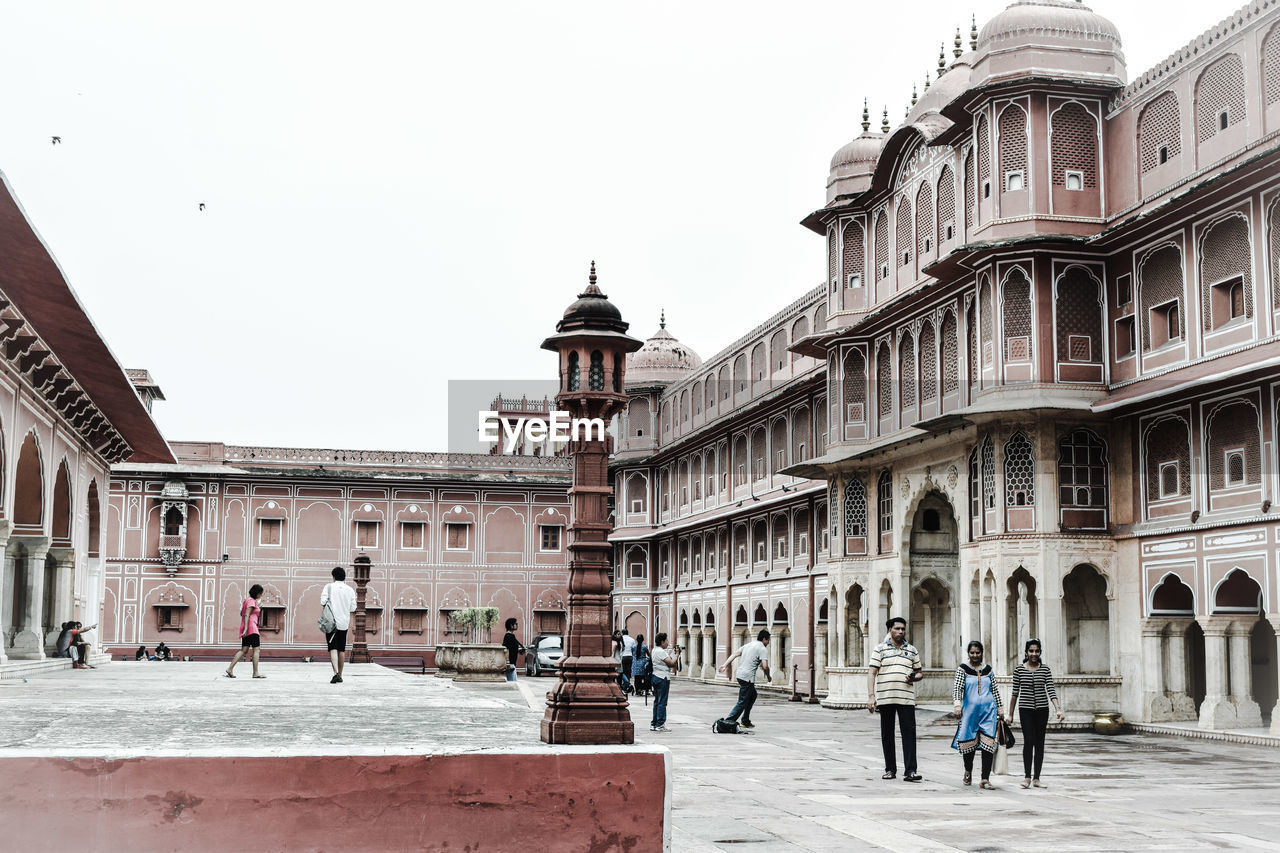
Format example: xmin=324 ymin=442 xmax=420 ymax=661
xmin=718 ymin=629 xmax=771 ymax=729
xmin=320 ymin=566 xmax=358 ymax=684
xmin=620 ymin=630 xmax=637 ymax=693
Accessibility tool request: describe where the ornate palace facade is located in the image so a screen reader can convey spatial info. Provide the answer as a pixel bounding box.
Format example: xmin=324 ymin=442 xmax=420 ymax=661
xmin=612 ymin=0 xmax=1280 ymax=731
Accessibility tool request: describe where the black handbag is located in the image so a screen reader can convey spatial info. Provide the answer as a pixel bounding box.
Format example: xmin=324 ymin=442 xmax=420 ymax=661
xmin=997 ymin=717 xmax=1017 ymax=749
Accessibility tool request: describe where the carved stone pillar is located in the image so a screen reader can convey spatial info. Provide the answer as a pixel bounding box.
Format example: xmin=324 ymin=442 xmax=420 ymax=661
xmin=701 ymin=628 xmax=715 ymax=680
xmin=47 ymin=547 xmax=76 ymax=649
xmin=687 ymin=627 xmax=701 ymax=675
xmin=677 ymin=629 xmax=690 ymax=674
xmin=1165 ymin=617 xmax=1197 ymax=719
xmin=768 ymin=629 xmax=782 ymax=684
xmin=1141 ymin=619 xmax=1172 ymax=721
xmin=0 ymin=522 xmax=10 ymax=664
xmin=1228 ymin=620 xmax=1263 ymax=727
xmin=1270 ymin=617 xmax=1280 ymax=737
xmin=348 ymin=553 xmax=372 ymax=664
xmin=1198 ymin=619 xmax=1235 ymax=729
xmin=12 ymin=536 xmax=51 ymax=658
xmin=814 ymin=624 xmax=829 ymax=690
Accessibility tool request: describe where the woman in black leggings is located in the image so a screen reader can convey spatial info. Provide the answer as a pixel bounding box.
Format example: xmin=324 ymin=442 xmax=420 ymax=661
xmin=1006 ymin=638 xmax=1064 ymax=789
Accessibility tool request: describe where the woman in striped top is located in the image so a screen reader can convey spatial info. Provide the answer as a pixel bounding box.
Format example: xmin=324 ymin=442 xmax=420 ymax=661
xmin=951 ymin=640 xmax=1002 ymax=789
xmin=1006 ymin=638 xmax=1064 ymax=789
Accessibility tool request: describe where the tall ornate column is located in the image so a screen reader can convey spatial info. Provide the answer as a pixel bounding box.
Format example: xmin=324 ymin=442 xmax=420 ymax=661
xmin=1141 ymin=619 xmax=1172 ymax=721
xmin=1165 ymin=618 xmax=1197 ymax=719
xmin=349 ymin=553 xmax=372 ymax=664
xmin=1198 ymin=618 xmax=1235 ymax=729
xmin=12 ymin=536 xmax=51 ymax=658
xmin=768 ymin=629 xmax=783 ymax=684
xmin=48 ymin=547 xmax=76 ymax=648
xmin=539 ymin=264 xmax=642 ymax=745
xmin=687 ymin=627 xmax=701 ymax=675
xmin=677 ymin=628 xmax=690 ymax=673
xmin=700 ymin=627 xmax=715 ymax=680
xmin=0 ymin=521 xmax=11 ymax=664
xmin=1270 ymin=617 xmax=1280 ymax=736
xmin=814 ymin=623 xmax=828 ymax=690
xmin=1227 ymin=620 xmax=1263 ymax=727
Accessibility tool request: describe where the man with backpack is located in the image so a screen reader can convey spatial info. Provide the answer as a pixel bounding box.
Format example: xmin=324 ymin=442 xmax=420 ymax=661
xmin=717 ymin=629 xmax=771 ymax=730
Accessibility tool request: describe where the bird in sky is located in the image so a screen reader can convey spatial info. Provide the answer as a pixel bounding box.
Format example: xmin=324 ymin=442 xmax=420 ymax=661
xmin=198 ymin=203 xmax=205 ymax=211
xmin=51 ymin=136 xmax=61 ymax=145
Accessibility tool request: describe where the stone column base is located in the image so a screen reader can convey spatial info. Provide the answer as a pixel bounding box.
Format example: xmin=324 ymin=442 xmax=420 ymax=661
xmin=1230 ymin=697 xmax=1263 ymax=728
xmin=10 ymin=630 xmax=46 ymax=659
xmin=1143 ymin=691 xmax=1174 ymax=722
xmin=1198 ymin=695 xmax=1239 ymax=729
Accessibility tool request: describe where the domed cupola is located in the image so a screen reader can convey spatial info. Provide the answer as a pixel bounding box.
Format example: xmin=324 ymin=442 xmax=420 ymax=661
xmin=971 ymin=0 xmax=1125 ymax=89
xmin=827 ymin=101 xmax=885 ymax=203
xmin=625 ymin=312 xmax=703 ymax=387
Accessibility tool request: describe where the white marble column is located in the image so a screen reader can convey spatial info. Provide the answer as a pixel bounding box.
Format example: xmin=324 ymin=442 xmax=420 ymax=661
xmin=768 ymin=629 xmax=782 ymax=684
xmin=1141 ymin=619 xmax=1172 ymax=721
xmin=1270 ymin=617 xmax=1280 ymax=737
xmin=701 ymin=628 xmax=716 ymax=680
xmin=1166 ymin=618 xmax=1197 ymax=719
xmin=677 ymin=629 xmax=690 ymax=675
xmin=12 ymin=537 xmax=51 ymax=659
xmin=1228 ymin=621 xmax=1263 ymax=728
xmin=815 ymin=624 xmax=829 ymax=690
xmin=48 ymin=547 xmax=76 ymax=649
xmin=688 ymin=628 xmax=701 ymax=676
xmin=1198 ymin=619 xmax=1236 ymax=729
xmin=0 ymin=526 xmax=10 ymax=664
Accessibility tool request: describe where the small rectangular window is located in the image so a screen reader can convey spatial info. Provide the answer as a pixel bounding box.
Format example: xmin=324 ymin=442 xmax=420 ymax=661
xmin=356 ymin=520 xmax=379 ymax=548
xmin=1116 ymin=316 xmax=1136 ymax=357
xmin=983 ymin=181 xmax=992 ymax=199
xmin=1005 ymin=170 xmax=1025 ymax=192
xmin=923 ymin=238 xmax=932 ymax=253
xmin=1225 ymin=449 xmax=1246 ymax=485
xmin=1158 ymin=145 xmax=1169 ymax=164
xmin=630 ymin=499 xmax=643 ymax=513
xmin=902 ymin=250 xmax=911 ymax=266
xmin=737 ymin=545 xmax=746 ymax=566
xmin=776 ymin=539 xmax=787 ymax=559
xmin=880 ymin=263 xmax=890 ymax=279
xmin=629 ymin=561 xmax=645 ymax=579
xmin=946 ymin=224 xmax=955 ymax=240
xmin=258 ymin=518 xmax=282 ymax=547
xmin=540 ymin=525 xmax=561 ymax=551
xmin=1150 ymin=300 xmax=1180 ymax=348
xmin=848 ymin=273 xmax=862 ymax=289
xmin=401 ymin=522 xmax=424 ymax=549
xmin=756 ymin=542 xmax=766 ymax=562
xmin=1117 ymin=273 xmax=1132 ymax=306
xmin=1064 ymin=170 xmax=1084 ymax=191
xmin=398 ymin=610 xmax=424 ymax=634
xmin=1158 ymin=461 xmax=1180 ymax=499
xmin=445 ymin=522 xmax=470 ymax=550
xmin=1219 ymin=110 xmax=1229 ymax=131
xmin=259 ymin=607 xmax=282 ymax=633
xmin=156 ymin=607 xmax=182 ymax=631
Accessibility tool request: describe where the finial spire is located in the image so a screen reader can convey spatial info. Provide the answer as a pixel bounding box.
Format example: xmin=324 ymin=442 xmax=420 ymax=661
xmin=911 ymin=83 xmax=918 ymax=106
xmin=881 ymin=107 xmax=890 ymax=133
xmin=924 ymin=72 xmax=930 ymax=91
xmin=938 ymin=45 xmax=946 ymax=73
xmin=954 ymin=26 xmax=963 ymax=58
xmin=970 ymin=14 xmax=978 ymax=51
xmin=589 ymin=260 xmax=597 ymax=287
xmin=861 ymin=98 xmax=870 ymax=133
xmin=659 ymin=309 xmax=666 ymax=329
xmin=581 ymin=259 xmax=603 ymax=296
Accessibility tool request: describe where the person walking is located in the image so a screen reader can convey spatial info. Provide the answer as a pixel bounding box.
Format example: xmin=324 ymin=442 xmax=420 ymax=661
xmin=867 ymin=616 xmax=925 ymax=782
xmin=718 ymin=629 xmax=771 ymax=729
xmin=225 ymin=584 xmax=264 ymax=678
xmin=620 ymin=629 xmax=636 ymax=694
xmin=631 ymin=634 xmax=650 ymax=697
xmin=951 ymin=640 xmax=1003 ymax=789
xmin=502 ymin=617 xmax=524 ymax=682
xmin=320 ymin=567 xmax=358 ymax=684
xmin=649 ymin=633 xmax=679 ymax=732
xmin=1007 ymin=638 xmax=1065 ymax=789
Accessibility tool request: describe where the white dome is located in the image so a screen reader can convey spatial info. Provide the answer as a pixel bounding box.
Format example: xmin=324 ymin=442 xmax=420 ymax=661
xmin=626 ymin=317 xmax=702 ymax=386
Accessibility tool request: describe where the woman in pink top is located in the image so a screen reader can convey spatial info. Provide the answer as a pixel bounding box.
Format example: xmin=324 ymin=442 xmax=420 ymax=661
xmin=225 ymin=584 xmax=265 ymax=678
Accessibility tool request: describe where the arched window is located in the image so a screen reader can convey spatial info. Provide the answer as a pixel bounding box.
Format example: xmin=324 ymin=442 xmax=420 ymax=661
xmin=1050 ymin=102 xmax=1098 ymax=189
xmin=1265 ymin=24 xmax=1280 ymax=109
xmin=842 ymin=220 xmax=865 ymax=295
xmin=1271 ymin=201 xmax=1280 ymax=311
xmin=899 ymin=331 xmax=916 ymax=414
xmin=1055 ymin=266 xmax=1103 ymax=364
xmin=1144 ymin=416 xmax=1191 ymax=503
xmin=964 ymin=148 xmax=976 ymax=227
xmin=842 ymin=347 xmax=867 ymax=429
xmin=1200 ymin=214 xmax=1253 ymax=330
xmin=750 ymin=429 xmax=766 ymax=483
xmin=1138 ymin=245 xmax=1185 ymax=349
xmin=1206 ymin=399 xmax=1261 ymax=490
xmin=941 ymin=312 xmax=959 ymax=396
xmin=791 ymin=405 xmax=811 ymax=463
xmin=877 ymin=342 xmax=892 ymax=419
xmin=998 ymin=104 xmax=1028 ymax=193
xmin=770 ymin=330 xmax=788 ymax=373
xmin=874 ymin=209 xmax=890 ymax=282
xmin=1138 ymin=91 xmax=1181 ymax=173
xmin=1004 ymin=431 xmax=1035 ymax=507
xmin=968 ymin=445 xmax=981 ymax=535
xmin=1002 ymin=268 xmax=1032 ymax=363
xmin=588 ymin=350 xmax=605 ymax=391
xmin=976 ymin=112 xmax=992 ymax=201
xmin=843 ymin=478 xmax=867 ymax=538
xmin=827 ymin=227 xmax=839 ymax=292
xmin=919 ymin=320 xmax=937 ymax=402
xmin=966 ymin=302 xmax=978 ymax=386
xmin=916 ymin=181 xmax=934 ymax=259
xmin=1195 ymin=54 xmax=1247 ymax=143
xmin=937 ymin=165 xmax=956 ymax=246
xmin=896 ymin=196 xmax=914 ymax=275
xmin=981 ymin=436 xmax=995 ymax=510
xmin=791 ymin=316 xmax=809 ymax=364
xmin=566 ymin=351 xmax=580 ymax=391
xmin=877 ymin=469 xmax=893 ymax=553
xmin=770 ymin=418 xmax=788 ymax=475
xmin=980 ymin=275 xmax=994 ymax=367
xmin=1059 ymin=429 xmax=1108 ymax=530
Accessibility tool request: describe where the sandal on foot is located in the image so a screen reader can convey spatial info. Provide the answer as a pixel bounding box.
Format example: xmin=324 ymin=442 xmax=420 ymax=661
xmin=881 ymin=771 xmax=896 ymax=780
xmin=253 ymin=675 xmax=266 ymax=679
xmin=224 ymin=671 xmax=235 ymax=678
xmin=963 ymin=772 xmax=972 ymax=786
xmin=979 ymin=780 xmax=995 ymax=790
xmin=1021 ymin=777 xmax=1032 ymax=789
xmin=1032 ymin=778 xmax=1045 ymax=788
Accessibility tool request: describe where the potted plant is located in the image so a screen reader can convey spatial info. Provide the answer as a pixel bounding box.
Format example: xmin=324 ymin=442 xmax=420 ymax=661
xmin=450 ymin=606 xmax=507 ymax=682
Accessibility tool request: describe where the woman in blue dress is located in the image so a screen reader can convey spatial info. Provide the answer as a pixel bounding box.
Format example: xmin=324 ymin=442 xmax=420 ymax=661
xmin=951 ymin=640 xmax=1004 ymax=789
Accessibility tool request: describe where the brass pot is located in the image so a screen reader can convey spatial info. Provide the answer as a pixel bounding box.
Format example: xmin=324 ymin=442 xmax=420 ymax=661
xmin=1093 ymin=711 xmax=1124 ymax=735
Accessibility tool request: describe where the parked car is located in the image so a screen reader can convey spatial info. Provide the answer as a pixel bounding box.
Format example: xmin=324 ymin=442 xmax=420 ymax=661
xmin=525 ymin=633 xmax=564 ymax=676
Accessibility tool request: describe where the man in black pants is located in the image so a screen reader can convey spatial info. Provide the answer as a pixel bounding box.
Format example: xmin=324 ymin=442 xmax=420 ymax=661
xmin=867 ymin=616 xmax=925 ymax=782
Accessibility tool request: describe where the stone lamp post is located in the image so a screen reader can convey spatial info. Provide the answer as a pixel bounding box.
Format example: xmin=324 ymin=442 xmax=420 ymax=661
xmin=350 ymin=552 xmax=372 ymax=664
xmin=540 ymin=262 xmax=642 ymax=745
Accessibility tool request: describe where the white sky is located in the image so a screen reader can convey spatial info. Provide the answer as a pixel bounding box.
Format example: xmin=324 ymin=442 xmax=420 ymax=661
xmin=0 ymin=1 xmax=1195 ymax=451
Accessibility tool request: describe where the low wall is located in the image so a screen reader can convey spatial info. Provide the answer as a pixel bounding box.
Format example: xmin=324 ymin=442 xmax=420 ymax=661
xmin=2 ymin=750 xmax=669 ymax=852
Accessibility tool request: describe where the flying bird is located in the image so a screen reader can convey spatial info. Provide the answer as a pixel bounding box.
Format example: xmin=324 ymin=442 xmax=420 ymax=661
xmin=51 ymin=136 xmax=61 ymax=145
xmin=198 ymin=203 xmax=205 ymax=211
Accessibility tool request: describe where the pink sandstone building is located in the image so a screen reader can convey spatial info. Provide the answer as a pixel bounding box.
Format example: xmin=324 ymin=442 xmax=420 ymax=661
xmin=611 ymin=0 xmax=1280 ymax=732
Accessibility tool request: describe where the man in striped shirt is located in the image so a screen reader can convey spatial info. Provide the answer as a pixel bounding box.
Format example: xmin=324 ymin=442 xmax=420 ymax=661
xmin=867 ymin=616 xmax=925 ymax=782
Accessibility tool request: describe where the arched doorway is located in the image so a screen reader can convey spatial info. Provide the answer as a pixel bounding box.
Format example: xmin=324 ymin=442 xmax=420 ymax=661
xmin=908 ymin=492 xmax=958 ymax=668
xmin=1063 ymin=564 xmax=1110 ymax=673
xmin=1186 ymin=621 xmax=1207 ymax=714
xmin=845 ymin=584 xmax=865 ymax=667
xmin=1250 ymin=619 xmax=1278 ymax=726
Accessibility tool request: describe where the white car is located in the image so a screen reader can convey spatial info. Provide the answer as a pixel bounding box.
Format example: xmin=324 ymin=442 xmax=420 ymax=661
xmin=526 ymin=634 xmax=563 ymax=676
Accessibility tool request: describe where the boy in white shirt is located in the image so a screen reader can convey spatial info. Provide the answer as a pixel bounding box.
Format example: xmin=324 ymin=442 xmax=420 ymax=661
xmin=718 ymin=629 xmax=771 ymax=729
xmin=320 ymin=566 xmax=358 ymax=684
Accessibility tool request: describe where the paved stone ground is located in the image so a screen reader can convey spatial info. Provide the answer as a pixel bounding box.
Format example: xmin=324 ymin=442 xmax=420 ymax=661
xmin=5 ymin=662 xmax=1279 ymax=851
